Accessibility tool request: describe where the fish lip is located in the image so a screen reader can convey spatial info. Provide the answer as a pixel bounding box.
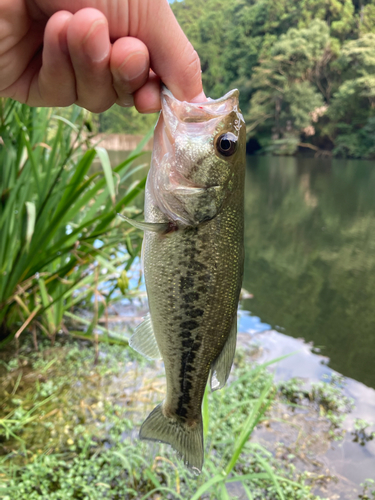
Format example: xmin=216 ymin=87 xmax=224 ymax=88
xmin=160 ymin=85 xmax=243 ymax=125
xmin=161 ymin=85 xmax=239 ymax=106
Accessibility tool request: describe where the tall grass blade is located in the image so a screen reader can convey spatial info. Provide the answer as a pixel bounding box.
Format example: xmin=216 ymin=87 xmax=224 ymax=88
xmin=225 ymin=378 xmax=274 ymax=475
xmin=95 ymin=146 xmax=116 ymax=205
xmin=25 ymin=201 xmax=36 ymax=250
xmin=252 ymin=451 xmax=285 ymax=500
xmin=38 ymin=277 xmax=55 ymax=336
xmin=190 ymin=474 xmax=225 ymax=500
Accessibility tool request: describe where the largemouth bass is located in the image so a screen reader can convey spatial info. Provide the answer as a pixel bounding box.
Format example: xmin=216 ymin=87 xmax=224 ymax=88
xmin=123 ymin=87 xmax=245 ymax=474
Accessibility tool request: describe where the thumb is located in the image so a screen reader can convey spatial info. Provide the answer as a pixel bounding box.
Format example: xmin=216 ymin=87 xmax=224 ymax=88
xmin=138 ymin=0 xmax=205 ymax=103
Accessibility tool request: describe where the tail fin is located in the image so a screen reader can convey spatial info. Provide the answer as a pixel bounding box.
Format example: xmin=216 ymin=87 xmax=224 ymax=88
xmin=139 ymin=403 xmax=204 ymax=475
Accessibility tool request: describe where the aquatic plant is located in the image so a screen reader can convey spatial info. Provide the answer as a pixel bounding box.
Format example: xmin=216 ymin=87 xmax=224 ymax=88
xmin=0 ymin=99 xmax=149 ymax=346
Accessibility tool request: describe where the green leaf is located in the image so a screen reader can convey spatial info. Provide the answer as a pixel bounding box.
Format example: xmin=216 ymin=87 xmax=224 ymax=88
xmin=95 ymin=146 xmax=116 ymax=205
xmin=25 ymin=201 xmax=36 ymax=250
xmin=190 ymin=474 xmax=225 ymax=500
xmin=38 ymin=277 xmax=55 ymax=335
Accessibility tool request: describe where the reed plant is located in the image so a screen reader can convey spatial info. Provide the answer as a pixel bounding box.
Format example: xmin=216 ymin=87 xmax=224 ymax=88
xmin=0 ymin=99 xmax=149 ymax=347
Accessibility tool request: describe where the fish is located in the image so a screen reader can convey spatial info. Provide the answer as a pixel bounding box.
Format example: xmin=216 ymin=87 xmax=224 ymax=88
xmin=122 ymin=86 xmax=246 ymax=474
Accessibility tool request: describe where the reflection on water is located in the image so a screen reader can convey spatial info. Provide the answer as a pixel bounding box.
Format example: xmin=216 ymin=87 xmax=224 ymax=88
xmin=243 ymin=156 xmax=375 ymax=389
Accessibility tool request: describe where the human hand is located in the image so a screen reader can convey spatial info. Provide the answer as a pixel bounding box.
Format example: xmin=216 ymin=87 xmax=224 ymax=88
xmin=0 ymin=0 xmax=204 ymax=113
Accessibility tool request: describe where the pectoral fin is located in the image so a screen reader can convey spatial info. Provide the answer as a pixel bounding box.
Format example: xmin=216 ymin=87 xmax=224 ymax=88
xmin=118 ymin=213 xmax=169 ymax=233
xmin=210 ymin=314 xmax=237 ymax=391
xmin=129 ymin=313 xmax=161 ymax=360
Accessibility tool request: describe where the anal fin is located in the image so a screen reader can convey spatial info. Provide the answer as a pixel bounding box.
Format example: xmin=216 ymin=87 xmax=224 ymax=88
xmin=210 ymin=314 xmax=238 ymax=391
xmin=129 ymin=313 xmax=161 ymax=360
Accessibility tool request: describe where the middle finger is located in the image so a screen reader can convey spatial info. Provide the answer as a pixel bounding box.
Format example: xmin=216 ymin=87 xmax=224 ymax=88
xmin=67 ymin=8 xmax=117 ymax=113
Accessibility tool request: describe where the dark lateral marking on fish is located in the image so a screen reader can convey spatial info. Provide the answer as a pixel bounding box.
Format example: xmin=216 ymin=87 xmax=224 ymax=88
xmin=198 ymin=232 xmax=210 ymax=244
xmin=179 ymin=276 xmax=194 ymax=291
xmin=180 ymin=319 xmax=199 ymax=330
xmin=185 ymin=308 xmax=204 ymax=318
xmin=176 ymin=338 xmax=202 ymax=419
xmin=182 ymin=339 xmax=193 ymax=348
xmin=198 ymin=274 xmax=211 ymax=283
xmin=184 ymin=247 xmax=201 ymax=256
xmin=188 ymin=261 xmax=207 ymax=272
xmin=183 ymin=292 xmax=200 ymax=303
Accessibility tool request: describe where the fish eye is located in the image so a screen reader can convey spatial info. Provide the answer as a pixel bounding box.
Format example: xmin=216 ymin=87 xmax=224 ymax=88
xmin=215 ymin=132 xmax=237 ymax=157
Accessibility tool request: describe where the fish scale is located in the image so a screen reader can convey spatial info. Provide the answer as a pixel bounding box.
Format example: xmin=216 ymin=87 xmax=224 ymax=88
xmin=125 ymin=87 xmax=245 ymax=473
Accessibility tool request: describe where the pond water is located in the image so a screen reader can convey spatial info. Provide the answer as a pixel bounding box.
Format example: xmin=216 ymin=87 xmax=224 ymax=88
xmin=242 ymin=155 xmax=375 ymax=390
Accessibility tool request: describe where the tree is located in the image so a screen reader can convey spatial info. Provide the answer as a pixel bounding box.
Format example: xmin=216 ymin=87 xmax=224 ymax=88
xmin=329 ymin=34 xmax=375 ymax=157
xmin=246 ymin=20 xmax=331 ymax=154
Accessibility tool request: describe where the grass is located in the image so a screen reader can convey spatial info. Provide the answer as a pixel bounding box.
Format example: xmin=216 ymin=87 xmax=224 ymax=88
xmin=0 ymin=98 xmax=150 ymax=347
xmin=0 ymin=335 xmax=330 ymax=500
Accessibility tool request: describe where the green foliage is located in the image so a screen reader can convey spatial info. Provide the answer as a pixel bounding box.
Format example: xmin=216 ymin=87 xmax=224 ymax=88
xmin=352 ymin=418 xmax=375 ymax=445
xmin=328 ymin=34 xmax=375 ymax=156
xmin=361 ymin=3 xmax=375 ymax=34
xmin=0 ymin=339 xmax=325 ymax=500
xmin=98 ymin=105 xmax=158 ymax=135
xmin=360 ymin=479 xmax=375 ymax=500
xmin=0 ymin=99 xmax=148 ymax=345
xmin=279 ymin=374 xmax=354 ymax=440
xmin=171 ymin=0 xmax=375 ymax=158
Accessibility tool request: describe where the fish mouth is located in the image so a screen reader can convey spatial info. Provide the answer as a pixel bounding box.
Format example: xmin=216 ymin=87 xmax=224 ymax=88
xmin=161 ymin=86 xmax=242 ymax=125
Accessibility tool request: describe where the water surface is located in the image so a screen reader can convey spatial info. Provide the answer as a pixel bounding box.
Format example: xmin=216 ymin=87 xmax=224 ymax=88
xmin=242 ymin=156 xmax=375 ymax=389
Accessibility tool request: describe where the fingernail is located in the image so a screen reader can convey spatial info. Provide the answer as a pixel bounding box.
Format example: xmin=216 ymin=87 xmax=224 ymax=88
xmin=119 ymin=95 xmax=134 ymax=107
xmin=190 ymin=91 xmax=207 ymax=103
xmin=119 ymin=52 xmax=148 ymax=81
xmin=83 ymin=20 xmax=110 ymax=63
